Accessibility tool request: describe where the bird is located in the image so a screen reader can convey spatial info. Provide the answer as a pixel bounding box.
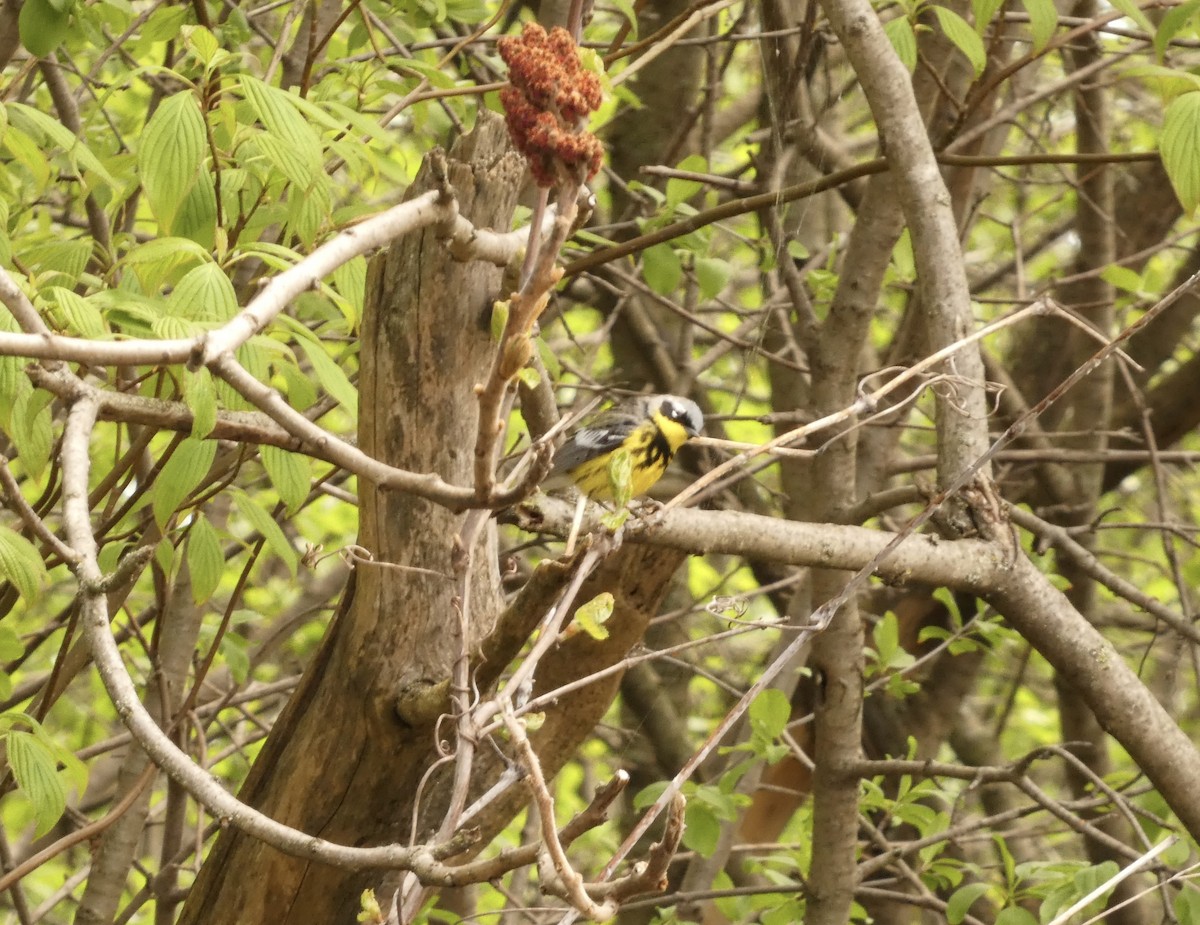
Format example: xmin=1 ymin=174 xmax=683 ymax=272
xmin=546 ymin=394 xmax=704 ymax=502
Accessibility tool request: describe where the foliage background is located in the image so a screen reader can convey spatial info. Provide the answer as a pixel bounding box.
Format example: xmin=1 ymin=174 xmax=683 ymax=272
xmin=2 ymin=0 xmax=1200 ymax=923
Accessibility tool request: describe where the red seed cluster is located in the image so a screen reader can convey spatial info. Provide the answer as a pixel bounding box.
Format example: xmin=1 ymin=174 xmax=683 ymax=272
xmin=498 ymin=23 xmax=604 ymax=187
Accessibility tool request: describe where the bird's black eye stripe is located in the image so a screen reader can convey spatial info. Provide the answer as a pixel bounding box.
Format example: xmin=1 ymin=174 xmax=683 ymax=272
xmin=648 ymin=426 xmax=674 ymax=467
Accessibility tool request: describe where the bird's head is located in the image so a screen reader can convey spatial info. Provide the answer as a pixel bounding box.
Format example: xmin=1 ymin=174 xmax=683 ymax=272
xmin=654 ymin=395 xmax=704 ymax=438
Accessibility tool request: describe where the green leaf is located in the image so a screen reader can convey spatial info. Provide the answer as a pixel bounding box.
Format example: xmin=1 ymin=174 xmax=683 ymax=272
xmin=7 ymin=104 xmax=117 ymax=189
xmin=971 ymin=0 xmax=1005 ymax=33
xmin=11 ymin=387 xmax=53 ymax=481
xmin=517 ymin=365 xmax=541 ymax=389
xmin=749 ymin=688 xmax=790 ymax=739
xmin=48 ymin=287 xmax=107 ymax=339
xmin=139 ymin=92 xmax=207 ymax=234
xmin=761 ymin=900 xmax=805 ymax=925
xmin=1107 ymin=0 xmax=1155 ymax=40
xmin=643 ymin=244 xmax=682 ymax=295
xmin=2 ymin=123 xmax=51 ymax=191
xmin=187 ymin=514 xmax=224 ymax=604
xmin=683 ymin=802 xmax=721 ymax=857
xmin=1100 ymin=265 xmax=1144 ymax=294
xmin=884 ymin=16 xmax=918 ymax=73
xmin=329 ymin=256 xmax=365 ymax=332
xmin=184 ymin=25 xmax=221 ymax=67
xmin=140 ymin=4 xmax=190 ymax=42
xmin=694 ymin=257 xmax=731 ymax=300
xmin=1155 ymin=0 xmax=1200 ymax=61
xmin=0 ymin=525 xmax=49 ymax=602
xmin=574 ymin=592 xmax=614 ymax=640
xmin=1162 ymin=92 xmax=1200 ymax=213
xmin=994 ymin=905 xmax=1039 ymax=925
xmin=607 ymin=447 xmax=633 ymax=508
xmin=184 ymin=368 xmax=218 ymax=439
xmin=946 ymin=882 xmax=990 ymax=923
xmin=7 ymin=730 xmax=66 ymax=837
xmin=121 ymin=236 xmax=212 ymax=293
xmin=256 ymin=133 xmax=319 ymax=191
xmin=666 ymin=155 xmax=706 ymax=210
xmin=874 ymin=612 xmax=900 ymax=662
xmin=933 ymin=7 xmax=987 ymax=75
xmin=1123 ymin=63 xmax=1200 ymax=100
xmin=1174 ymin=886 xmax=1200 ymax=924
xmin=490 ymin=299 xmax=510 ymax=341
xmin=152 ymin=438 xmax=217 ymax=528
xmin=239 ymin=76 xmax=323 ymax=188
xmin=297 ymin=340 xmax=358 ymax=417
xmin=261 ymin=445 xmax=310 ymax=515
xmin=1019 ymin=0 xmax=1058 ymax=52
xmin=0 ymin=625 xmax=25 ymax=661
xmin=172 ymin=168 xmax=218 ymax=248
xmin=19 ymin=0 xmax=72 ymax=57
xmin=165 ymin=262 xmax=238 ymax=322
xmin=233 ymin=489 xmax=298 ymax=576
xmin=220 ymin=630 xmax=251 ymax=683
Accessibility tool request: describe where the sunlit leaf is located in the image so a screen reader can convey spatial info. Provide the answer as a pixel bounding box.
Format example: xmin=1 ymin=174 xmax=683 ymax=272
xmin=152 ymin=438 xmax=217 ymax=528
xmin=297 ymin=340 xmax=358 ymax=417
xmin=0 ymin=525 xmax=49 ymax=602
xmin=261 ymin=445 xmax=310 ymax=515
xmin=184 ymin=367 xmax=218 ymax=439
xmin=749 ymin=688 xmax=790 ymax=740
xmin=933 ymin=6 xmax=987 ymax=75
xmin=187 ymin=513 xmax=224 ymax=604
xmin=574 ymin=592 xmax=614 ymax=640
xmin=232 ymin=489 xmax=298 ymax=576
xmin=139 ymin=92 xmax=207 ymax=233
xmin=643 ymin=243 xmax=682 ymax=295
xmin=884 ymin=16 xmax=917 ymax=72
xmin=7 ymin=730 xmax=65 ymax=837
xmin=1020 ymin=0 xmax=1058 ymax=52
xmin=1162 ymin=92 xmax=1200 ymax=213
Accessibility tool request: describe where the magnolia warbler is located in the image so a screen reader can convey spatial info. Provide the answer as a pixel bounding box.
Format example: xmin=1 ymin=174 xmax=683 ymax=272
xmin=546 ymin=394 xmax=704 ymax=502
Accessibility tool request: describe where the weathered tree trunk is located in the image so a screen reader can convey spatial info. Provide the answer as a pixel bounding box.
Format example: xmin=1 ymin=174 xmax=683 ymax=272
xmin=178 ymin=115 xmax=524 ymax=925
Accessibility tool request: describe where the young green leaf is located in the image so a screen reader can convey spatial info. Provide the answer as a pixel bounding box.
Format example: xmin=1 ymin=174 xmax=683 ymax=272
xmin=1162 ymin=92 xmax=1200 ymax=213
xmin=0 ymin=525 xmax=50 ymax=603
xmin=748 ymin=688 xmax=790 ymax=740
xmin=695 ymin=257 xmax=732 ymax=300
xmin=643 ymin=243 xmax=682 ymax=295
xmin=947 ymin=868 xmax=991 ymax=914
xmin=1106 ymin=0 xmax=1154 ymax=42
xmin=139 ymin=92 xmax=207 ymax=234
xmin=261 ymin=444 xmax=311 ymax=515
xmin=187 ymin=514 xmax=224 ymax=604
xmin=184 ymin=368 xmax=218 ymax=439
xmin=971 ymin=0 xmax=1005 ymax=34
xmin=1154 ymin=0 xmax=1200 ymax=62
xmin=884 ymin=16 xmax=918 ymax=72
xmin=165 ymin=263 xmax=238 ymax=322
xmin=48 ymin=287 xmax=107 ymax=339
xmin=18 ymin=0 xmax=72 ymax=57
xmin=1019 ymin=0 xmax=1058 ymax=52
xmin=233 ymin=489 xmax=298 ymax=576
xmin=11 ymin=387 xmax=53 ymax=482
xmin=933 ymin=7 xmax=987 ymax=75
xmin=152 ymin=438 xmax=218 ymax=528
xmin=574 ymin=592 xmax=614 ymax=640
xmin=7 ymin=730 xmax=66 ymax=836
xmin=240 ymin=76 xmax=323 ymax=189
xmin=607 ymin=447 xmax=633 ymax=509
xmin=298 ymin=340 xmax=359 ymax=417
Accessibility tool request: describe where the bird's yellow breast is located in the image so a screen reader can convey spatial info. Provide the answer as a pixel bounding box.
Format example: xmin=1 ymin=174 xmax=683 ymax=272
xmin=567 ymin=415 xmax=687 ymax=501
